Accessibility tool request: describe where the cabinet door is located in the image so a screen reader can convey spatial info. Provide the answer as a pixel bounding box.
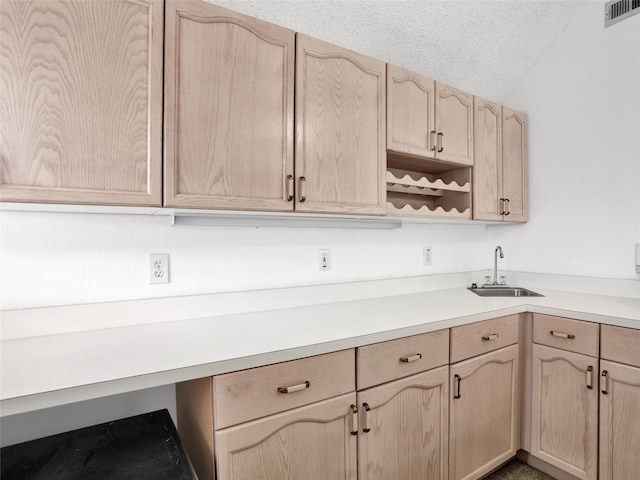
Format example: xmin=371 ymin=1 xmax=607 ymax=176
xmin=358 ymin=366 xmax=449 ymax=480
xmin=599 ymin=360 xmax=640 ymax=480
xmin=501 ymin=107 xmax=527 ymax=222
xmin=0 ymin=0 xmax=163 ymax=206
xmin=531 ymin=344 xmax=597 ymax=480
xmin=295 ymin=34 xmax=385 ymax=215
xmin=472 ymin=98 xmax=503 ymax=221
xmin=386 ymin=64 xmax=436 ymax=158
xmin=449 ymin=344 xmax=520 ymax=480
xmin=215 ymin=393 xmax=357 ymax=480
xmin=434 ymin=82 xmax=473 ymax=166
xmin=164 ymin=0 xmax=295 ymax=211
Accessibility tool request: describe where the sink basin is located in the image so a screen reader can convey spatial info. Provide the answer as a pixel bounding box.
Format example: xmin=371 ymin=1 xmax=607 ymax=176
xmin=468 ymin=287 xmax=544 ymax=297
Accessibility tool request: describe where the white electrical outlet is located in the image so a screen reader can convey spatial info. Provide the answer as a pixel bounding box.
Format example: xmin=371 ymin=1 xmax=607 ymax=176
xmin=318 ymin=249 xmax=331 ymax=271
xmin=149 ymin=254 xmax=170 ymax=284
xmin=423 ymin=246 xmax=433 ymax=266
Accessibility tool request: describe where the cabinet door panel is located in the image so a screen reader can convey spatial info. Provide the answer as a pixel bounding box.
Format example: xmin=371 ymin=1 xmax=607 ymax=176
xmin=358 ymin=366 xmax=449 ymax=480
xmin=599 ymin=361 xmax=640 ymax=480
xmin=1 ymin=0 xmax=163 ymax=206
xmin=449 ymin=344 xmax=519 ymax=480
xmin=502 ymin=107 xmax=527 ymax=221
xmin=295 ymin=34 xmax=385 ymax=215
xmin=386 ymin=64 xmax=436 ymax=158
xmin=473 ymin=97 xmax=502 ymax=220
xmin=215 ymin=393 xmax=357 ymax=480
xmin=435 ymin=83 xmax=473 ymax=166
xmin=531 ymin=344 xmax=597 ymax=480
xmin=164 ymin=0 xmax=294 ymax=210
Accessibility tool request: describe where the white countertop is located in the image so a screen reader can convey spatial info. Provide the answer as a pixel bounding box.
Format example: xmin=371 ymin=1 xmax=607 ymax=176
xmin=1 ymin=279 xmax=639 ymax=416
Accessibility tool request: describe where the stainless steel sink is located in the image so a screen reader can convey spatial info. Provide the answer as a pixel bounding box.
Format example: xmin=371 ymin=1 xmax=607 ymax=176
xmin=468 ymin=287 xmax=544 ymax=297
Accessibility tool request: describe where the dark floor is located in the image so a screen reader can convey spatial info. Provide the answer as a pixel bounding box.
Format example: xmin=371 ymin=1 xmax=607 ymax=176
xmin=484 ymin=459 xmax=556 ymax=480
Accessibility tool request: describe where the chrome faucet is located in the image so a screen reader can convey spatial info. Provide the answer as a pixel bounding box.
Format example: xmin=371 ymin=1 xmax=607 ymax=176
xmin=493 ymin=246 xmax=504 ymax=285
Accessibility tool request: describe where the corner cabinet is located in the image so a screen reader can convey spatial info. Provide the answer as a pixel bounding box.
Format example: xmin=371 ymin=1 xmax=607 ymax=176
xmin=295 ymin=34 xmax=386 ymax=215
xmin=473 ymin=99 xmax=527 ymax=222
xmin=163 ymin=0 xmax=295 ymax=211
xmin=0 ymin=0 xmax=163 ymax=206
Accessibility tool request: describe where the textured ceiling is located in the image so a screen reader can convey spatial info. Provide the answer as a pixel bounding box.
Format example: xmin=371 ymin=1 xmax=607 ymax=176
xmin=210 ymin=0 xmax=587 ymax=103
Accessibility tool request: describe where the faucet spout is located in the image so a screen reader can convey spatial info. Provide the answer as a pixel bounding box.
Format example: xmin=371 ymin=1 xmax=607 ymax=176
xmin=494 ymin=246 xmax=504 ymax=285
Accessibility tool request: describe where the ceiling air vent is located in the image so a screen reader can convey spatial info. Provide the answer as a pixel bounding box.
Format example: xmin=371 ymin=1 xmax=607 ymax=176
xmin=605 ymin=0 xmax=640 ymax=27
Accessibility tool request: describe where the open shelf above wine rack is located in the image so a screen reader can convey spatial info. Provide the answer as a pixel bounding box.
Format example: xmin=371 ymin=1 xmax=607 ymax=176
xmin=386 ymin=152 xmax=472 ymax=219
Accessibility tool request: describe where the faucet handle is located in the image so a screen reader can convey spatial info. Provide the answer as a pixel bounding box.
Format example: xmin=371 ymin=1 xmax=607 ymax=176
xmin=500 ymin=276 xmax=507 ymax=285
xmin=484 ymin=276 xmax=491 ymax=285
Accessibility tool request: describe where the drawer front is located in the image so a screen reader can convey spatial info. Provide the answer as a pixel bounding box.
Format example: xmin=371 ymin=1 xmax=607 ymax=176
xmin=450 ymin=315 xmax=519 ymax=363
xmin=601 ymin=324 xmax=640 ymax=367
xmin=213 ymin=349 xmax=355 ymax=429
xmin=357 ymin=329 xmax=449 ymax=390
xmin=533 ymin=314 xmax=599 ymax=357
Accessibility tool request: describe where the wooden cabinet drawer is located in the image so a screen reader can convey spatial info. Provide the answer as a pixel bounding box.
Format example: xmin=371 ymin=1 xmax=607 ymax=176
xmin=601 ymin=324 xmax=640 ymax=367
xmin=450 ymin=315 xmax=519 ymax=363
xmin=357 ymin=329 xmax=449 ymax=390
xmin=533 ymin=314 xmax=599 ymax=357
xmin=213 ymin=349 xmax=355 ymax=429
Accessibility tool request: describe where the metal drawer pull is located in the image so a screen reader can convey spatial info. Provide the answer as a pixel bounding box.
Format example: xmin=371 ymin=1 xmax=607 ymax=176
xmin=437 ymin=132 xmax=444 ymax=152
xmin=277 ymin=381 xmax=310 ymax=394
xmin=601 ymin=370 xmax=608 ymax=394
xmin=453 ymin=374 xmax=462 ymax=399
xmin=505 ymin=199 xmax=511 ymax=216
xmin=500 ymin=198 xmax=506 ymax=215
xmin=399 ymin=353 xmax=422 ymax=363
xmin=482 ymin=333 xmax=499 ymax=341
xmin=298 ymin=176 xmax=306 ymax=202
xmin=430 ymin=131 xmax=437 ymax=151
xmin=550 ymin=330 xmax=575 ymax=339
xmin=362 ymin=403 xmax=371 ymax=433
xmin=350 ymin=404 xmax=359 ymax=435
xmin=586 ymin=366 xmax=593 ymax=389
xmin=286 ymin=174 xmax=294 ymax=201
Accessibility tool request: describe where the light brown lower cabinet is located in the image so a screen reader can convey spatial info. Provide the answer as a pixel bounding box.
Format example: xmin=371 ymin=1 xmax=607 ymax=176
xmin=357 ymin=366 xmax=449 ymax=480
xmin=449 ymin=344 xmax=520 ymax=480
xmin=530 ymin=343 xmax=598 ymax=480
xmin=215 ymin=393 xmax=357 ymax=480
xmin=599 ymin=360 xmax=640 ymax=480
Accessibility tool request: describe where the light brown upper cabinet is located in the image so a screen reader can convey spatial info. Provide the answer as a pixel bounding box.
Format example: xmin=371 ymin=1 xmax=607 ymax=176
xmin=295 ymin=34 xmax=386 ymax=215
xmin=387 ymin=64 xmax=473 ymax=166
xmin=473 ymin=98 xmax=527 ymax=222
xmin=0 ymin=0 xmax=163 ymax=206
xmin=163 ymin=0 xmax=295 ymax=211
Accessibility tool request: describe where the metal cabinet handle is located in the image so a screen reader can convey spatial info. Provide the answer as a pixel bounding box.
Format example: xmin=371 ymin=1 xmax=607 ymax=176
xmin=453 ymin=374 xmax=462 ymax=399
xmin=437 ymin=132 xmax=444 ymax=152
xmin=586 ymin=366 xmax=593 ymax=389
xmin=550 ymin=330 xmax=575 ymax=339
xmin=277 ymin=381 xmax=310 ymax=394
xmin=430 ymin=131 xmax=437 ymax=151
xmin=362 ymin=403 xmax=371 ymax=433
xmin=399 ymin=353 xmax=422 ymax=363
xmin=500 ymin=198 xmax=506 ymax=215
xmin=286 ymin=175 xmax=294 ymax=201
xmin=505 ymin=198 xmax=511 ymax=216
xmin=298 ymin=176 xmax=306 ymax=202
xmin=482 ymin=333 xmax=499 ymax=341
xmin=601 ymin=370 xmax=608 ymax=394
xmin=350 ymin=404 xmax=359 ymax=435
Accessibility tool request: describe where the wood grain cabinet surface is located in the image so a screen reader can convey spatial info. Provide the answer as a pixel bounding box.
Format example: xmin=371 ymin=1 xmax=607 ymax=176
xmin=0 ymin=0 xmax=163 ymax=206
xmin=530 ymin=343 xmax=598 ymax=480
xmin=386 ymin=64 xmax=473 ymax=167
xmin=449 ymin=344 xmax=520 ymax=480
xmin=473 ymin=98 xmax=527 ymax=222
xmin=163 ymin=0 xmax=295 ymax=211
xmin=599 ymin=325 xmax=640 ymax=480
xmin=295 ymin=34 xmax=386 ymax=215
xmin=357 ymin=366 xmax=449 ymax=480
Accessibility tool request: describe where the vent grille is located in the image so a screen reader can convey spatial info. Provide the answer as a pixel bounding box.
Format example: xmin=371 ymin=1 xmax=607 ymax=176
xmin=605 ymin=0 xmax=640 ymax=27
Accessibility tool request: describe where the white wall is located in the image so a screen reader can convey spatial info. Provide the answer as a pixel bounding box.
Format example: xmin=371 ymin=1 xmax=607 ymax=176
xmin=488 ymin=3 xmax=640 ymax=279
